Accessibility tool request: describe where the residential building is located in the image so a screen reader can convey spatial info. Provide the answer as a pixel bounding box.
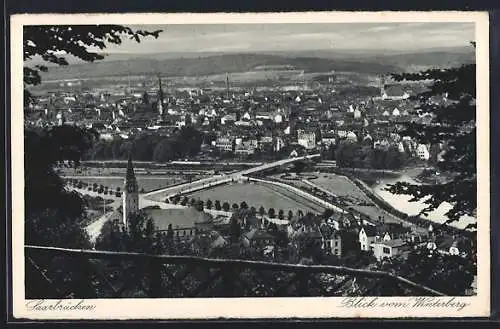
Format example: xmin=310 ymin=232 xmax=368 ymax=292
xmin=359 ymin=226 xmax=378 ymax=251
xmin=297 ymin=129 xmax=316 ymax=149
xmin=320 ymin=225 xmax=343 ymax=257
xmin=242 ymin=229 xmax=276 ymax=249
xmin=215 ymin=136 xmax=234 ymax=152
xmin=321 ymin=132 xmax=336 ymax=146
xmin=371 ymin=239 xmax=408 ymax=261
xmin=417 ymin=144 xmax=430 ymax=160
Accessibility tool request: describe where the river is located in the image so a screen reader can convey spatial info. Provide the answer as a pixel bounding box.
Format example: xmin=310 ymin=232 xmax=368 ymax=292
xmin=371 ymin=172 xmax=476 ymax=230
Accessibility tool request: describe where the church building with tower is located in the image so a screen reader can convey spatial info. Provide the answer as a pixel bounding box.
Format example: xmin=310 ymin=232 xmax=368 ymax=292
xmin=157 ymin=75 xmax=165 ymax=122
xmin=122 ymin=155 xmax=139 ymax=230
xmin=374 ymin=75 xmax=410 ymax=101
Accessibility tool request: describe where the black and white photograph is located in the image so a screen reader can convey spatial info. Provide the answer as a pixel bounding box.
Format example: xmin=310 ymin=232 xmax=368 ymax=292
xmin=11 ymin=12 xmax=490 ymax=319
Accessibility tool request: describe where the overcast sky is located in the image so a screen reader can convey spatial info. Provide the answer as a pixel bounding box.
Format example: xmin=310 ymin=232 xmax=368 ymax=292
xmin=96 ymin=22 xmax=475 ymax=54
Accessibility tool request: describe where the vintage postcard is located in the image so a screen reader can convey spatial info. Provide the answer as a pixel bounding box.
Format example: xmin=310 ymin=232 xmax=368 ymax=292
xmin=10 ymin=11 xmax=490 ymax=319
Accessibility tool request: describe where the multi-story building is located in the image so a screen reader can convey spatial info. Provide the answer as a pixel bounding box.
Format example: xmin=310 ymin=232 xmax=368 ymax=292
xmin=417 ymin=144 xmax=430 ymax=160
xmin=235 ymin=140 xmax=257 ymax=155
xmin=215 ymin=136 xmax=235 ymax=152
xmin=297 ymin=129 xmax=316 ymax=149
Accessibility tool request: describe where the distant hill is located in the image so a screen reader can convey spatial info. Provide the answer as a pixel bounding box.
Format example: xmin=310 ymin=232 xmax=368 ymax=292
xmin=278 ymin=47 xmax=475 ymax=70
xmin=39 ymin=53 xmax=400 ymax=81
xmin=37 ymin=48 xmax=475 ymax=82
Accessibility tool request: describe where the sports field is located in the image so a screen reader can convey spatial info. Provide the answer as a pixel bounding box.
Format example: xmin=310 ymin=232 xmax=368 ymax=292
xmin=187 ymin=181 xmax=324 ymax=214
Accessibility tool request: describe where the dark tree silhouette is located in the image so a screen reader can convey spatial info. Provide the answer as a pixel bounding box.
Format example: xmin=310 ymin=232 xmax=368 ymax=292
xmin=142 ymin=91 xmax=150 ymax=105
xmin=24 ymin=25 xmax=163 ymax=298
xmin=24 ymin=25 xmax=162 ymax=101
xmin=229 ymin=217 xmax=241 ymax=244
xmin=206 ymin=199 xmax=213 ymax=210
xmin=222 ymin=202 xmax=230 ymax=212
xmin=292 ymin=160 xmax=307 ymax=174
xmin=172 ymin=195 xmax=181 ymax=205
xmin=376 ymin=247 xmax=476 ymax=295
xmin=387 ymin=49 xmax=476 ymax=228
xmin=268 ymin=208 xmax=276 ymax=218
xmin=214 ymin=200 xmax=222 ymax=211
xmin=259 ymin=206 xmax=266 ymax=217
xmin=166 ymin=223 xmax=174 ymax=250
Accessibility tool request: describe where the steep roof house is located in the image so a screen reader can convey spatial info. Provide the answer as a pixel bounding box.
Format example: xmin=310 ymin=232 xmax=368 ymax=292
xmin=319 ymin=224 xmax=343 ymax=257
xmin=371 ymin=239 xmax=408 ymax=261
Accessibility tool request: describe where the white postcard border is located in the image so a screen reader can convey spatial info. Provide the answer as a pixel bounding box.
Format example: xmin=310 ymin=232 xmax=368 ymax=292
xmin=10 ymin=11 xmax=491 ymax=319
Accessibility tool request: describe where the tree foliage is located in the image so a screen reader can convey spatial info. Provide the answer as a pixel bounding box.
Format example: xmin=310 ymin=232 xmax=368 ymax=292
xmin=24 ymin=25 xmax=162 ymax=87
xmin=387 ymin=57 xmax=476 ymax=227
xmin=376 ymin=247 xmax=476 ymax=295
xmin=335 ymin=140 xmax=406 ymax=170
xmin=24 ymin=25 xmax=163 ymax=247
xmin=95 ymin=211 xmax=160 ymax=254
xmin=86 ymin=127 xmax=204 ymax=162
xmin=25 ymin=126 xmax=98 ymax=247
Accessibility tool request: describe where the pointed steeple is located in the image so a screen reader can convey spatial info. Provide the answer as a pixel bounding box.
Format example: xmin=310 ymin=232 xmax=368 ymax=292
xmin=125 ymin=154 xmax=138 ymax=193
xmin=157 ymin=75 xmax=164 ymax=119
xmin=380 ymin=74 xmax=386 ymax=97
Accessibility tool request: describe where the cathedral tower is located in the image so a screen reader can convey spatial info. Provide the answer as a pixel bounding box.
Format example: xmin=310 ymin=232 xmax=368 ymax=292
xmin=380 ymin=75 xmax=386 ymax=97
xmin=123 ymin=155 xmax=139 ymax=230
xmin=157 ymin=75 xmax=164 ymax=120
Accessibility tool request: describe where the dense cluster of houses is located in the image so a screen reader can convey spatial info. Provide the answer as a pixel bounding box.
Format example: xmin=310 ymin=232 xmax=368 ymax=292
xmin=153 ymin=203 xmax=473 ymax=264
xmin=25 ymin=75 xmax=445 ymax=162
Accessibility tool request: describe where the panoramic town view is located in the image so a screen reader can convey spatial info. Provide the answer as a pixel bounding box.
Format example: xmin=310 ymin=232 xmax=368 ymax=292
xmin=23 ymin=22 xmax=478 ymax=298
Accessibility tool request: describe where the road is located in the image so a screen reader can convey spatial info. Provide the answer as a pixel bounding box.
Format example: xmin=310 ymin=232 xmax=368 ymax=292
xmin=143 ymin=154 xmax=321 ymax=201
xmin=65 ymin=175 xmax=180 ymax=180
xmin=301 ymin=178 xmax=427 ymax=233
xmin=68 ymin=186 xmax=232 ymax=243
xmin=69 ymin=155 xmax=321 ymax=243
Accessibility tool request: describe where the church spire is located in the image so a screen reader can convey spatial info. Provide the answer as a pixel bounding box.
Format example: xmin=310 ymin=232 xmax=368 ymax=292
xmin=125 ymin=154 xmax=138 ymax=193
xmin=380 ymin=74 xmax=386 ymax=98
xmin=157 ymin=75 xmax=164 ymax=120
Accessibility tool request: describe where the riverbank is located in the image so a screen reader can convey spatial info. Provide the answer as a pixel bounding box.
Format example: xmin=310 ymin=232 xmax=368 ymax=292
xmin=317 ymin=167 xmax=475 ymax=235
xmin=370 ymin=173 xmax=475 ymax=233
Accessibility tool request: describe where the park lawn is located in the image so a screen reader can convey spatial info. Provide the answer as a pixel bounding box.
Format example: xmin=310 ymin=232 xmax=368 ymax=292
xmin=72 ymin=176 xmax=186 ymax=193
xmin=187 ymin=181 xmax=323 ymax=214
xmin=144 ymin=208 xmax=205 ymax=230
xmin=311 ymin=174 xmax=403 ymax=224
xmin=311 ymin=174 xmax=370 ymax=200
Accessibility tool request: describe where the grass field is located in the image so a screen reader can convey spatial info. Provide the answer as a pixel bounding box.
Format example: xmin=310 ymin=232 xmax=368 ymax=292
xmin=310 ymin=173 xmax=400 ymax=224
xmin=312 ymin=175 xmax=369 ymax=200
xmin=69 ymin=176 xmax=186 ymax=193
xmin=144 ymin=208 xmax=206 ymax=230
xmin=187 ymin=181 xmax=324 ymax=214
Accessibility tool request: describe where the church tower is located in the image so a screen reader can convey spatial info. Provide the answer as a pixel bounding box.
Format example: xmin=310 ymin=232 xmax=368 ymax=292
xmin=123 ymin=155 xmax=139 ymax=230
xmin=380 ymin=75 xmax=387 ymax=99
xmin=380 ymin=75 xmax=386 ymax=98
xmin=157 ymin=75 xmax=164 ymax=121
